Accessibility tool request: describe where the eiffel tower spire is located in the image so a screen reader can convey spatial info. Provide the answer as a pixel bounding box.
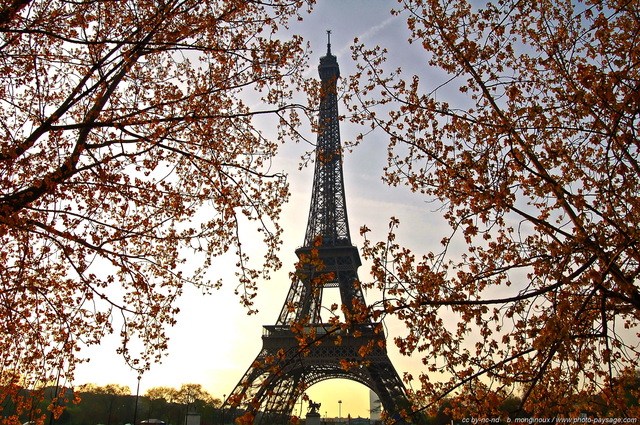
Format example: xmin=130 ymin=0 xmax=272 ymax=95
xmin=224 ymin=38 xmax=414 ymax=425
xmin=303 ymin=30 xmax=351 ymax=248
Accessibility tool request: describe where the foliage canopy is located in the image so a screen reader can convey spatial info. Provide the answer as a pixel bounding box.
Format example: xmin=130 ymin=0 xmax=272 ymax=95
xmin=348 ymin=0 xmax=640 ymax=418
xmin=0 ymin=0 xmax=312 ymax=420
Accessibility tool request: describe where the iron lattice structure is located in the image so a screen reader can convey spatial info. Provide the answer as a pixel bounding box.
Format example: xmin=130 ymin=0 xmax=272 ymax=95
xmin=224 ymin=37 xmax=412 ymax=425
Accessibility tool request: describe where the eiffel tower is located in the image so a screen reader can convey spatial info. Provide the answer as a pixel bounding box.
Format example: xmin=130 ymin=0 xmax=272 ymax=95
xmin=224 ymin=34 xmax=412 ymax=425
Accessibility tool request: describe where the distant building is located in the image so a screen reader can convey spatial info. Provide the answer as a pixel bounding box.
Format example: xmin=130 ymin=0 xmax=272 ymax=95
xmin=369 ymin=391 xmax=381 ymax=421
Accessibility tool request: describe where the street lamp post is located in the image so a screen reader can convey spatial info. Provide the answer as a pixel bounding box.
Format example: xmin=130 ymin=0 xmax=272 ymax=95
xmin=338 ymin=400 xmax=342 ymax=424
xmin=133 ymin=375 xmax=141 ymax=425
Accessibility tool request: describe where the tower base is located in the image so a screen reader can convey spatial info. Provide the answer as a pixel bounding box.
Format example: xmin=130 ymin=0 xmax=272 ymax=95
xmin=225 ymin=324 xmax=412 ymax=425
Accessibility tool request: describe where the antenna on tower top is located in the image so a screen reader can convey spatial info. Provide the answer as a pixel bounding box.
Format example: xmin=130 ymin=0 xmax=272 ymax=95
xmin=326 ymin=30 xmax=332 ymax=54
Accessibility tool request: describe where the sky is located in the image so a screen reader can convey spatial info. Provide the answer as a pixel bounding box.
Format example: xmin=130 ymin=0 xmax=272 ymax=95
xmin=74 ymin=0 xmax=449 ymax=419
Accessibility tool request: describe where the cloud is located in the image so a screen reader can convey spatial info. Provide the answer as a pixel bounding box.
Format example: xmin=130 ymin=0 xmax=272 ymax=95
xmin=335 ymin=14 xmax=400 ymax=58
